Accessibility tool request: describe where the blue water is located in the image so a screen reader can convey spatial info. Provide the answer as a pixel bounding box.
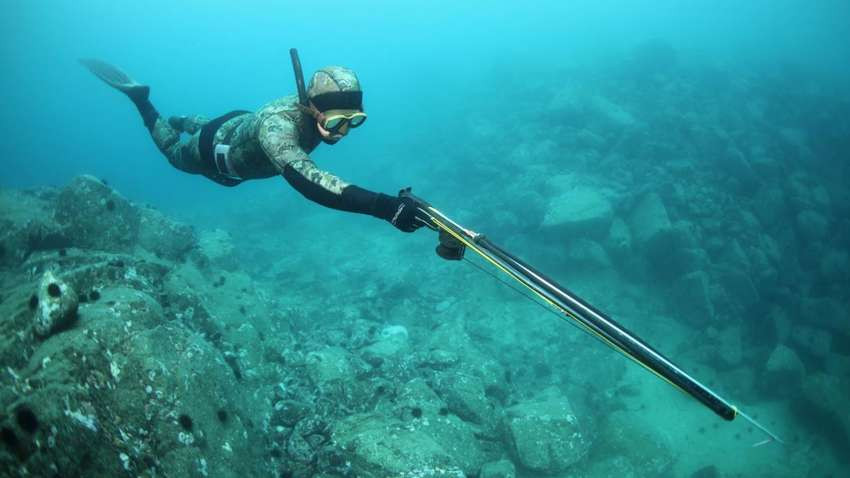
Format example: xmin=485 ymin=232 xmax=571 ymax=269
xmin=3 ymin=1 xmax=849 ymax=476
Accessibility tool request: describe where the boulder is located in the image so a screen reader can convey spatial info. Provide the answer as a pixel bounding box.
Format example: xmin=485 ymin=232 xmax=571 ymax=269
xmin=671 ymin=270 xmax=715 ymax=323
xmin=54 ymin=175 xmax=140 ymax=251
xmin=305 ymin=346 xmax=362 ymax=385
xmin=715 ymin=267 xmax=760 ymax=312
xmin=32 ymin=270 xmax=79 ymax=338
xmin=420 ymin=414 xmax=486 ymax=475
xmin=359 ymin=324 xmax=410 ymax=368
xmin=0 ymin=189 xmax=70 ymax=267
xmin=627 ymin=192 xmax=671 ymax=248
xmin=432 ymin=371 xmax=500 ymax=436
xmin=503 ymin=388 xmax=590 ymax=473
xmin=332 ymin=414 xmax=465 ymax=478
xmin=137 ymin=207 xmax=197 ymax=261
xmin=542 ymin=185 xmax=614 ymax=239
xmin=393 ymin=377 xmax=488 ymax=475
xmin=650 ymin=222 xmax=706 ymax=278
xmin=196 ymin=228 xmax=239 ymax=271
xmin=762 ymin=344 xmax=805 ymax=397
xmin=396 ymin=379 xmax=447 ymax=418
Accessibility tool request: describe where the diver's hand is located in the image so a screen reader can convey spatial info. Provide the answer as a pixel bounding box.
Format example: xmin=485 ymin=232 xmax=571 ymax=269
xmin=373 ymin=192 xmax=430 ymax=233
xmin=390 ymin=196 xmax=428 ymax=232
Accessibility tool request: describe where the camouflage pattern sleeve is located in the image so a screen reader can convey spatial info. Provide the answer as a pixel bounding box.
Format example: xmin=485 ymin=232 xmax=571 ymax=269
xmin=258 ymin=114 xmax=349 ymax=195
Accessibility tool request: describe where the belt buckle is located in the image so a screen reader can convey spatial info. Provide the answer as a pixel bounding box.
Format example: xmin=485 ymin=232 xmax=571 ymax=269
xmin=214 ymin=144 xmax=238 ymax=178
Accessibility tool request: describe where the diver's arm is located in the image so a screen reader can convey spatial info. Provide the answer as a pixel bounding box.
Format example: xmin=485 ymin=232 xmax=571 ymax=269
xmin=258 ymin=116 xmax=403 ymax=222
xmin=281 ymin=156 xmax=399 ymax=218
xmin=281 ymin=157 xmax=427 ymax=232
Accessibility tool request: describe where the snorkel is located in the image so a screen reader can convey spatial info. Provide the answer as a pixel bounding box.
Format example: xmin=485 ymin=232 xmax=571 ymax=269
xmin=290 ymin=47 xmax=341 ymax=144
xmin=289 ymin=48 xmax=309 ymax=107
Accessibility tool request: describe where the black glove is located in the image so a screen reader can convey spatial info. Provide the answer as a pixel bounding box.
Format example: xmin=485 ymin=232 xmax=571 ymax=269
xmin=373 ymin=193 xmax=430 ymax=233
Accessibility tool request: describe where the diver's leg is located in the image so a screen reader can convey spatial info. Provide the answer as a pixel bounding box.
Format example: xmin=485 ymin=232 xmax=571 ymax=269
xmin=151 ymin=121 xmax=209 ymax=175
xmin=168 ymin=115 xmax=209 ymax=134
xmin=77 ymin=59 xmax=211 ymax=175
xmin=79 ymin=60 xmax=224 ymax=179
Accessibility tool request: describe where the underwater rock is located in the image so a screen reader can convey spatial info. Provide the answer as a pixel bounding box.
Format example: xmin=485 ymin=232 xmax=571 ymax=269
xmin=32 ymin=270 xmax=79 ymax=338
xmin=3 ymin=273 xmax=266 ymax=476
xmin=762 ymin=344 xmax=805 ymax=397
xmin=394 ymin=381 xmax=486 ymax=477
xmin=421 ymin=349 xmax=460 ymax=370
xmin=541 ymin=185 xmax=614 ymax=239
xmin=627 ymin=192 xmax=672 ymax=250
xmin=137 ymin=207 xmax=197 ymax=261
xmin=54 ymin=175 xmax=140 ymax=251
xmin=196 ymin=228 xmax=239 ymax=272
xmin=672 ymin=270 xmax=715 ymax=323
xmin=432 ymin=371 xmax=500 ymax=436
xmin=332 ymin=413 xmax=465 ymax=478
xmin=565 ymin=238 xmax=611 ymax=270
xmin=649 ymin=222 xmax=707 ymax=278
xmin=480 ymin=459 xmax=516 ymax=478
xmin=396 ymin=379 xmax=448 ymax=418
xmin=715 ymin=266 xmax=760 ymax=312
xmin=0 ymin=189 xmax=70 ymax=267
xmin=790 ymin=325 xmax=831 ymax=358
xmin=503 ymin=387 xmax=590 ymax=473
xmin=424 ymin=413 xmax=487 ymax=475
xmin=360 ymin=325 xmax=410 ymax=367
xmin=305 ymin=346 xmax=363 ymax=386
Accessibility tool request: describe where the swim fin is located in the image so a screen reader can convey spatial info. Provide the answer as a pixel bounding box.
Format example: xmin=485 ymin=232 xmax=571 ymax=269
xmin=80 ymin=58 xmax=161 ymax=131
xmin=79 ymin=58 xmax=150 ymax=103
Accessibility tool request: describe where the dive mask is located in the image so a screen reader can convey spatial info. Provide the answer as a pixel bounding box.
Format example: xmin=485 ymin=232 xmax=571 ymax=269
xmin=320 ymin=110 xmax=367 ymax=132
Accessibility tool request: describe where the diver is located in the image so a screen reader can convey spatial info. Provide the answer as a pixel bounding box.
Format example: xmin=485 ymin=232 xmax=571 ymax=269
xmin=79 ymin=53 xmax=430 ymax=233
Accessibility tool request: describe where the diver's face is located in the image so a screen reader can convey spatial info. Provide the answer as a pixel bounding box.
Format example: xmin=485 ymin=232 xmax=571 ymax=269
xmin=317 ymin=119 xmax=349 ymax=144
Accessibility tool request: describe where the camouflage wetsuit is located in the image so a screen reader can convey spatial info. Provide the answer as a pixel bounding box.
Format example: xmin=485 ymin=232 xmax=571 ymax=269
xmin=152 ymin=95 xmax=345 ymax=190
xmin=146 ymin=95 xmax=389 ymax=217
